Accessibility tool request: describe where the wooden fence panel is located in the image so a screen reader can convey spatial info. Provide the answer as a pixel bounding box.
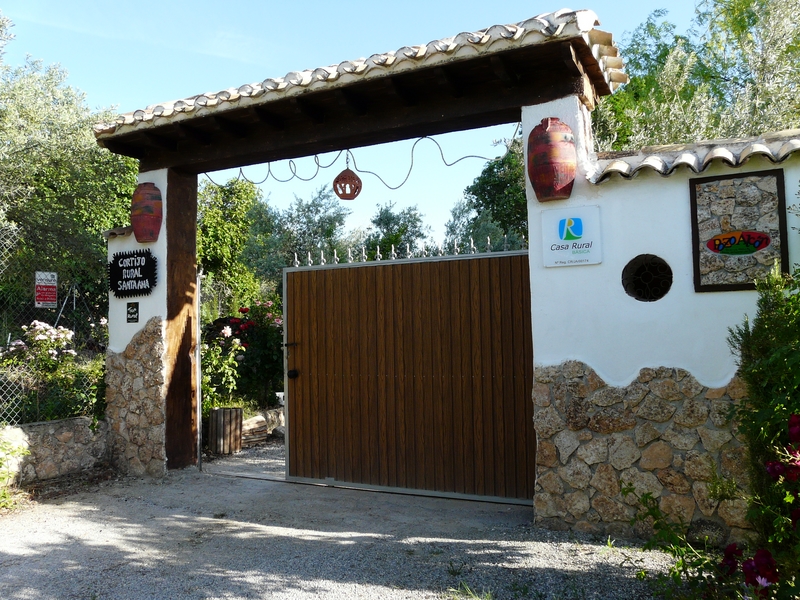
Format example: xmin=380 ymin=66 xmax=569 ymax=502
xmin=285 ymin=253 xmax=535 ymax=500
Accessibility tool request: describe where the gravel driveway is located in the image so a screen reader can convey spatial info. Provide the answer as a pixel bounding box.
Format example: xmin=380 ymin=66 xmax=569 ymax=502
xmin=0 ymin=442 xmax=674 ymax=600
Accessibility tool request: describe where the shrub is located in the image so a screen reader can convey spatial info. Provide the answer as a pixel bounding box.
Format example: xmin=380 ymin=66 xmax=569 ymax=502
xmin=201 ymin=293 xmax=284 ymax=414
xmin=0 ymin=320 xmax=106 ymax=423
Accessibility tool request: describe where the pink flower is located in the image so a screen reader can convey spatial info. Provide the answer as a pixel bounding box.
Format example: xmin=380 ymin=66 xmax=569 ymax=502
xmin=266 ymin=301 xmax=273 ymax=307
xmin=221 ymin=326 xmax=232 ymax=338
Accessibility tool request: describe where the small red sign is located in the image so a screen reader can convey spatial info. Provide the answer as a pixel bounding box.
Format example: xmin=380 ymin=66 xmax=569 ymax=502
xmin=35 ymin=271 xmax=57 ymax=308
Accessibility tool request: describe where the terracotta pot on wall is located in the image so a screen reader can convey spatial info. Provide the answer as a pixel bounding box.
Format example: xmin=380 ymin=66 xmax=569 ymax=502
xmin=130 ymin=182 xmax=163 ymax=243
xmin=527 ymin=117 xmax=577 ymax=202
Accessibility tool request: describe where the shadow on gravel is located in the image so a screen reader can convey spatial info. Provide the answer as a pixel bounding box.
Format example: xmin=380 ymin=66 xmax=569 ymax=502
xmin=0 ymin=471 xmax=666 ymax=600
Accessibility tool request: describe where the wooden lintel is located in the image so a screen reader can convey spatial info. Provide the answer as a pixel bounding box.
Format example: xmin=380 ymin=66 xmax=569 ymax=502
xmin=578 ymin=73 xmax=598 ymax=111
xmin=102 ymin=138 xmax=146 ymax=159
xmin=176 ymin=122 xmax=214 ymax=146
xmin=211 ymin=116 xmax=250 ymax=139
xmin=143 ymin=131 xmax=178 ymax=152
xmin=253 ymin=106 xmax=286 ymax=130
xmin=336 ymin=89 xmax=368 ymax=116
xmin=385 ymin=78 xmax=417 ymax=106
xmin=137 ymin=73 xmax=580 ymax=173
xmin=434 ymin=67 xmax=463 ymax=98
xmin=291 ymin=97 xmax=325 ymax=124
xmin=489 ymin=56 xmax=517 ymax=87
xmin=560 ymin=42 xmax=585 ymax=78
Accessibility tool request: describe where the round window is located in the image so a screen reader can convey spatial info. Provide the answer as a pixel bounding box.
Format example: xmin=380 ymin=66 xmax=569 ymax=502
xmin=622 ymin=254 xmax=673 ymax=302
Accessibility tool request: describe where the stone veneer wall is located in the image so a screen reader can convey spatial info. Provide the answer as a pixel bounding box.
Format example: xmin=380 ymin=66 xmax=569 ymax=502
xmin=533 ymin=361 xmax=751 ymax=545
xmin=1 ymin=417 xmax=108 ymax=484
xmin=105 ymin=317 xmax=167 ymax=477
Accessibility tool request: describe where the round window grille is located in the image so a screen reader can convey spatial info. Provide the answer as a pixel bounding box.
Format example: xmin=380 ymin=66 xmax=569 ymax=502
xmin=622 ymin=254 xmax=673 ymax=302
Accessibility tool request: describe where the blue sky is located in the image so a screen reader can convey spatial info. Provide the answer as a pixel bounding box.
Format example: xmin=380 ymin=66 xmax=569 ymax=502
xmin=1 ymin=1 xmax=696 ymax=240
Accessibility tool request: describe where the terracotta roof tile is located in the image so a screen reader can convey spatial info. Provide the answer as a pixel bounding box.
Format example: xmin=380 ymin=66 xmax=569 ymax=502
xmin=592 ymin=130 xmax=800 ymax=183
xmin=94 ymin=9 xmax=626 ymax=140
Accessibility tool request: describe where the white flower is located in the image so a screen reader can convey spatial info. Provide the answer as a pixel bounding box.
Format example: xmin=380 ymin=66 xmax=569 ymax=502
xmin=221 ymin=326 xmax=232 ymax=338
xmin=64 ymin=349 xmax=77 ymax=356
xmin=99 ymin=317 xmax=108 ymax=326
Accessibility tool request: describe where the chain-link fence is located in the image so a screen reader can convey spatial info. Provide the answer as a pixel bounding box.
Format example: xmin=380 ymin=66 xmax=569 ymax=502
xmin=0 ymin=223 xmax=107 ymax=426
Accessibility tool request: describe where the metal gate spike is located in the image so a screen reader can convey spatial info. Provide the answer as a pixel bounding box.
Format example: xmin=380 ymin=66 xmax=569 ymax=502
xmin=376 ymin=245 xmax=382 ymax=261
xmin=320 ymin=250 xmax=326 ymax=266
xmin=390 ymin=245 xmax=397 ymax=260
xmin=360 ymin=247 xmax=367 ymax=262
xmin=487 ymin=237 xmax=492 ymax=253
xmin=333 ymin=249 xmax=340 ymax=264
xmin=470 ymin=237 xmax=476 ymax=254
xmin=307 ymin=252 xmax=313 ymax=266
xmin=293 ymin=252 xmax=300 ymax=268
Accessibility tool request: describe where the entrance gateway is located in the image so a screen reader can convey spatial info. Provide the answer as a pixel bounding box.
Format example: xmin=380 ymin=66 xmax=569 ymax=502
xmin=285 ymin=252 xmax=535 ymax=502
xmin=95 ymin=11 xmax=626 ymax=496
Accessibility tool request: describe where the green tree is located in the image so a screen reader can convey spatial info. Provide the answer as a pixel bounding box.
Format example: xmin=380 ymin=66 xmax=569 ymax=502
xmin=0 ymin=14 xmax=138 ymax=329
xmin=363 ymin=202 xmax=429 ymax=259
xmin=244 ymin=185 xmax=353 ymax=283
xmin=594 ymin=0 xmax=800 ymax=150
xmin=197 ymin=179 xmax=261 ymax=318
xmin=462 ymin=137 xmax=527 ymax=238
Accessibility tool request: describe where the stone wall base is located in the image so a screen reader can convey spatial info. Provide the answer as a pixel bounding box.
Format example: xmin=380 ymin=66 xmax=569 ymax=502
xmin=105 ymin=317 xmax=167 ymax=477
xmin=533 ymin=361 xmax=752 ymax=546
xmin=1 ymin=417 xmax=108 ymax=484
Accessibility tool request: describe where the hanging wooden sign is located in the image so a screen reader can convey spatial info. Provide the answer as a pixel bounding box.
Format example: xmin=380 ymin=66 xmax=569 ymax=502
xmin=108 ymin=250 xmax=158 ymax=298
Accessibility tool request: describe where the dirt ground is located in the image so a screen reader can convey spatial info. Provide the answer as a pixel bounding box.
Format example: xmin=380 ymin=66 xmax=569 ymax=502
xmin=0 ymin=441 xmax=673 ymax=600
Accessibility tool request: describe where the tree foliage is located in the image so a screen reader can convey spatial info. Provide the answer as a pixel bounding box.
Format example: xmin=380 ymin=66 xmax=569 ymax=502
xmin=363 ymin=202 xmax=429 ymax=259
xmin=595 ymin=0 xmax=800 ymax=150
xmin=0 ymin=14 xmax=138 ymax=315
xmin=244 ymin=185 xmax=354 ymax=283
xmin=197 ymin=179 xmax=262 ymax=318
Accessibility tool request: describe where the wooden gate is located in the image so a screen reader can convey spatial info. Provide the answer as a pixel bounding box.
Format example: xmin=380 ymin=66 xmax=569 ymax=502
xmin=283 ymin=252 xmax=535 ymax=501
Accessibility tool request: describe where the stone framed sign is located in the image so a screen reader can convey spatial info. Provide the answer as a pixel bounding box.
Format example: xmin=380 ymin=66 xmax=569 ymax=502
xmin=108 ymin=250 xmax=158 ymax=298
xmin=690 ymin=169 xmax=788 ymax=292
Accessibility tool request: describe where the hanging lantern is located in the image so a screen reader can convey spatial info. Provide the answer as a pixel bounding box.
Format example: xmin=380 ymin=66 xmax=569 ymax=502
xmin=333 ymin=154 xmax=362 ymax=200
xmin=130 ymin=182 xmax=163 ymax=243
xmin=527 ymin=117 xmax=577 ymax=202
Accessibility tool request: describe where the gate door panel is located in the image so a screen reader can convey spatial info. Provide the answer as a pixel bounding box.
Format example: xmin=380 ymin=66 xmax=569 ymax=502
xmin=284 ymin=253 xmax=535 ymax=500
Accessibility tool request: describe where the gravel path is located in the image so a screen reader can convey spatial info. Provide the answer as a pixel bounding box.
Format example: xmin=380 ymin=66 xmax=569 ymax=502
xmin=0 ymin=442 xmax=675 ymax=600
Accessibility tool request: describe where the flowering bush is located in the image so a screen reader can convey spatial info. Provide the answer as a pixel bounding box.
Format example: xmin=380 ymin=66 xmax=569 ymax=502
xmin=201 ymin=293 xmax=284 ymax=413
xmin=200 ymin=332 xmax=245 ymax=417
xmin=0 ymin=320 xmax=105 ymax=422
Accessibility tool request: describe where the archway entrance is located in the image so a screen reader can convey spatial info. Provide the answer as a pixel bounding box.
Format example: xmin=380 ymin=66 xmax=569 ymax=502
xmin=96 ymin=10 xmax=625 ymax=480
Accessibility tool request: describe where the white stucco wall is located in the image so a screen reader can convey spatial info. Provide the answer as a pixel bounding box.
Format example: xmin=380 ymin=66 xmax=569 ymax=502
xmin=523 ymin=101 xmax=800 ymax=388
xmin=107 ymin=169 xmax=168 ymax=353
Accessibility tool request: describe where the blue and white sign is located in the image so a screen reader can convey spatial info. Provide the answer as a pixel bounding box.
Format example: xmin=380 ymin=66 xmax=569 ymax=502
xmin=541 ymin=206 xmax=602 ymax=267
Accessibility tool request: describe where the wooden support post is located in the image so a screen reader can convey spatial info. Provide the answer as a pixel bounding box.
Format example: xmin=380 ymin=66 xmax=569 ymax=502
xmin=164 ymin=168 xmax=199 ymax=469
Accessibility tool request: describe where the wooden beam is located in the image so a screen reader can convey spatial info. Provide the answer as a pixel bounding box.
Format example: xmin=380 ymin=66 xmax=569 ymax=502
xmin=143 ymin=131 xmax=179 ymax=152
xmin=489 ymin=55 xmax=517 ymax=87
xmin=137 ymin=72 xmax=581 ymax=173
xmin=101 ymin=138 xmax=146 ymax=159
xmin=434 ymin=66 xmax=464 ymax=98
xmin=177 ymin=122 xmax=214 ymax=146
xmin=164 ymin=168 xmax=198 ymax=469
xmin=253 ymin=106 xmax=286 ymax=130
xmin=385 ymin=77 xmax=417 ymax=106
xmin=336 ymin=88 xmax=368 ymax=116
xmin=291 ymin=97 xmax=325 ymax=124
xmin=211 ymin=115 xmax=250 ymax=139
